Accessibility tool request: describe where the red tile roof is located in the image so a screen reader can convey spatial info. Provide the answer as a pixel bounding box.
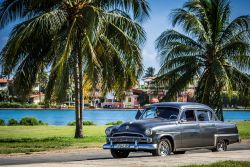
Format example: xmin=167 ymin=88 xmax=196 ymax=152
xmin=0 ymin=78 xmax=8 ymax=84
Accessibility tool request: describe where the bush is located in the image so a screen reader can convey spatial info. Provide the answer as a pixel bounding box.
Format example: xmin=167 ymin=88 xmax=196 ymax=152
xmin=8 ymin=119 xmax=19 ymax=126
xmin=105 ymin=121 xmax=123 ymax=125
xmin=19 ymin=117 xmax=47 ymax=126
xmin=83 ymin=121 xmax=95 ymax=126
xmin=0 ymin=102 xmax=23 ymax=108
xmin=19 ymin=117 xmax=39 ymax=126
xmin=38 ymin=120 xmax=48 ymax=125
xmin=0 ymin=102 xmax=39 ymax=108
xmin=0 ymin=119 xmax=5 ymax=126
xmin=67 ymin=121 xmax=95 ymax=126
xmin=67 ymin=121 xmax=75 ymax=126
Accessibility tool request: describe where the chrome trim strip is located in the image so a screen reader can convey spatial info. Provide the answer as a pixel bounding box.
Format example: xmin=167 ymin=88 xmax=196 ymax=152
xmin=214 ymin=134 xmax=239 ymax=146
xmin=177 ymin=146 xmax=215 ymax=151
xmin=103 ymin=143 xmax=157 ymax=150
xmin=112 ymin=132 xmax=144 ymax=137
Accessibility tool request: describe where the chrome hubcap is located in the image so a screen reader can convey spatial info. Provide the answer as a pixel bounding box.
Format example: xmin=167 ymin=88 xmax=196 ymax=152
xmin=217 ymin=141 xmax=225 ymax=151
xmin=159 ymin=141 xmax=170 ymax=156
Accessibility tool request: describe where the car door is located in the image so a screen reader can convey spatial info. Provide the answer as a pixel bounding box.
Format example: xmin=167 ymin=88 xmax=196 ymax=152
xmin=180 ymin=109 xmax=201 ymax=148
xmin=196 ymin=109 xmax=217 ymax=147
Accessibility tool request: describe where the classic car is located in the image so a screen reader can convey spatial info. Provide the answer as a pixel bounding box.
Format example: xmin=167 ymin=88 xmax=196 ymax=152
xmin=103 ymin=102 xmax=240 ymax=158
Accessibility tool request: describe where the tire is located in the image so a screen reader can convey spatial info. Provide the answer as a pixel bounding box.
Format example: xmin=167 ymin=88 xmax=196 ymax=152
xmin=173 ymin=151 xmax=185 ymax=154
xmin=152 ymin=138 xmax=172 ymax=156
xmin=110 ymin=149 xmax=130 ymax=158
xmin=211 ymin=139 xmax=227 ymax=152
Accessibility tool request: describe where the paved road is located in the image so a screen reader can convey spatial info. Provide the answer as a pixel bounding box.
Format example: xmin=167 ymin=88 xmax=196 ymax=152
xmin=0 ymin=143 xmax=250 ymax=167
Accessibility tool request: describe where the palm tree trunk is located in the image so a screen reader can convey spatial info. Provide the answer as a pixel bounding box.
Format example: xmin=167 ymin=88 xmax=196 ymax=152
xmin=73 ymin=57 xmax=83 ymax=138
xmin=78 ymin=53 xmax=83 ymax=137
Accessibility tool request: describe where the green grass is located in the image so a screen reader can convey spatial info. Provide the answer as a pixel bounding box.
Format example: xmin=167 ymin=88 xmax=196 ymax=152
xmin=0 ymin=126 xmax=107 ymax=154
xmin=182 ymin=160 xmax=250 ymax=167
xmin=236 ymin=121 xmax=250 ymax=139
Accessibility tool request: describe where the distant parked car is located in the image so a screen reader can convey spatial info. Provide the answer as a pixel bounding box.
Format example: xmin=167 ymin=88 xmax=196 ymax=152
xmin=103 ymin=102 xmax=240 ymax=158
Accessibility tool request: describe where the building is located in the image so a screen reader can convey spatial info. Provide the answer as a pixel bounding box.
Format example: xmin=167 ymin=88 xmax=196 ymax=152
xmin=0 ymin=78 xmax=9 ymax=91
xmin=101 ymin=90 xmax=140 ymax=109
xmin=29 ymin=93 xmax=45 ymax=104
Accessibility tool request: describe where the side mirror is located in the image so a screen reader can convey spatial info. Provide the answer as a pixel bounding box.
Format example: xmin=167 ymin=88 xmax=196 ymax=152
xmin=135 ymin=109 xmax=142 ymax=120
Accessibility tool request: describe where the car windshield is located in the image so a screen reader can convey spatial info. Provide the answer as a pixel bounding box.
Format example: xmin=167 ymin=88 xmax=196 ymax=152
xmin=141 ymin=107 xmax=179 ymax=120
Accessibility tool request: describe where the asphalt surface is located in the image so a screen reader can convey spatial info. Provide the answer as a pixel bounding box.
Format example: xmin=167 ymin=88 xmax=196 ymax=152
xmin=0 ymin=142 xmax=250 ymax=166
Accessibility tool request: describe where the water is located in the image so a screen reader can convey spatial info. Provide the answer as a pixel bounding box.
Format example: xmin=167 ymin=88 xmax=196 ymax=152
xmin=0 ymin=109 xmax=249 ymax=125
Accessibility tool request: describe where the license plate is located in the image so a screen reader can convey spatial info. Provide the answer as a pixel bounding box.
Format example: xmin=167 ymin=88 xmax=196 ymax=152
xmin=116 ymin=144 xmax=129 ymax=148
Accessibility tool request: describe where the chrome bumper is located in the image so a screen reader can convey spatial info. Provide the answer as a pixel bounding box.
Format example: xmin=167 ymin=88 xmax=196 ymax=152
xmin=103 ymin=143 xmax=157 ymax=150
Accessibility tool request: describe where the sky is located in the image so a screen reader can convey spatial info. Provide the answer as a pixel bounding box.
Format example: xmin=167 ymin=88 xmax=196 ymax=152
xmin=1 ymin=0 xmax=250 ymax=72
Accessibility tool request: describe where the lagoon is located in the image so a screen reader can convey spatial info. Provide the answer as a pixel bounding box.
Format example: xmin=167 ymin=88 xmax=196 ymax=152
xmin=0 ymin=109 xmax=250 ymax=125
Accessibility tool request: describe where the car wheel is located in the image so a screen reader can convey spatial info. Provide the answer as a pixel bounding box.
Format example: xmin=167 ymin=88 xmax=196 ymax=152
xmin=110 ymin=149 xmax=130 ymax=158
xmin=211 ymin=139 xmax=227 ymax=152
xmin=152 ymin=138 xmax=172 ymax=156
xmin=173 ymin=151 xmax=185 ymax=154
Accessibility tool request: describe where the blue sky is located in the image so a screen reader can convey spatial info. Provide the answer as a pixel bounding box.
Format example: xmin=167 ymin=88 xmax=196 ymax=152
xmin=1 ymin=0 xmax=250 ymax=72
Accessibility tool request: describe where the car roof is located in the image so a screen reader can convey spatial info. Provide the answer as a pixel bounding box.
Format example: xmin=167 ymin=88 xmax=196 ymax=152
xmin=150 ymin=102 xmax=213 ymax=110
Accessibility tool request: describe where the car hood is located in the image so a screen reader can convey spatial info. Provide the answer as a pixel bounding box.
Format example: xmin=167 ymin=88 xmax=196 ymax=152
xmin=116 ymin=118 xmax=176 ymax=133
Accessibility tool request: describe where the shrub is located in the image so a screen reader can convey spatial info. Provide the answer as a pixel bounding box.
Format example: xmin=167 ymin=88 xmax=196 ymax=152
xmin=38 ymin=120 xmax=48 ymax=125
xmin=8 ymin=119 xmax=19 ymax=126
xmin=0 ymin=119 xmax=5 ymax=126
xmin=0 ymin=102 xmax=22 ymax=108
xmin=67 ymin=121 xmax=95 ymax=126
xmin=105 ymin=121 xmax=123 ymax=125
xmin=0 ymin=102 xmax=39 ymax=108
xmin=83 ymin=121 xmax=95 ymax=126
xmin=20 ymin=117 xmax=39 ymax=126
xmin=19 ymin=117 xmax=42 ymax=126
xmin=67 ymin=121 xmax=76 ymax=126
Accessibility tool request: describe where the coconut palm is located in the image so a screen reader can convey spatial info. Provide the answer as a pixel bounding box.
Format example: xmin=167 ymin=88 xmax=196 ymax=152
xmin=155 ymin=0 xmax=250 ymax=120
xmin=0 ymin=0 xmax=149 ymax=137
xmin=143 ymin=67 xmax=155 ymax=78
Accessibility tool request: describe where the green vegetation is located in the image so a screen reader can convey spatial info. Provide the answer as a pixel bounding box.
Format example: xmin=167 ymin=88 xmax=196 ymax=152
xmin=8 ymin=119 xmax=19 ymax=126
xmin=0 ymin=119 xmax=5 ymax=126
xmin=67 ymin=121 xmax=95 ymax=126
xmin=182 ymin=160 xmax=250 ymax=167
xmin=236 ymin=121 xmax=250 ymax=139
xmin=0 ymin=0 xmax=149 ymax=138
xmin=19 ymin=117 xmax=47 ymax=126
xmin=156 ymin=0 xmax=250 ymax=121
xmin=105 ymin=121 xmax=123 ymax=125
xmin=3 ymin=117 xmax=47 ymax=126
xmin=143 ymin=67 xmax=155 ymax=78
xmin=0 ymin=102 xmax=39 ymax=108
xmin=0 ymin=126 xmax=107 ymax=154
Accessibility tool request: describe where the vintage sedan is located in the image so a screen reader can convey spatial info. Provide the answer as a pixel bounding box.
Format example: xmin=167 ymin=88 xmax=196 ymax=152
xmin=103 ymin=102 xmax=240 ymax=158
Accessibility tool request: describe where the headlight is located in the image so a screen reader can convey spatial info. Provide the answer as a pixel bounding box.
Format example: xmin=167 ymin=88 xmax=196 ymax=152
xmin=145 ymin=128 xmax=152 ymax=136
xmin=105 ymin=128 xmax=112 ymax=136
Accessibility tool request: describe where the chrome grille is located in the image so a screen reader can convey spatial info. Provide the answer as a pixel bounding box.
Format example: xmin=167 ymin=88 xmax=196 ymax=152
xmin=112 ymin=132 xmax=144 ymax=137
xmin=109 ymin=132 xmax=150 ymax=143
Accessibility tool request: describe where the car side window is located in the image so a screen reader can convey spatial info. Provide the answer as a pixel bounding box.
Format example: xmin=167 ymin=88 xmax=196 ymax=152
xmin=196 ymin=110 xmax=210 ymax=121
xmin=208 ymin=110 xmax=218 ymax=121
xmin=181 ymin=110 xmax=196 ymax=122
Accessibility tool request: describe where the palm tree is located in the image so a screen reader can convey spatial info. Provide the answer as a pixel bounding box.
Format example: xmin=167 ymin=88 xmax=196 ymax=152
xmin=155 ymin=0 xmax=250 ymax=120
xmin=143 ymin=67 xmax=155 ymax=78
xmin=0 ymin=0 xmax=150 ymax=137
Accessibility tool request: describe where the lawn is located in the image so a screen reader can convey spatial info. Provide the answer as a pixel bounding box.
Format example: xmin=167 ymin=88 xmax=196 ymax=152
xmin=0 ymin=121 xmax=249 ymax=154
xmin=0 ymin=126 xmax=107 ymax=154
xmin=235 ymin=121 xmax=250 ymax=139
xmin=182 ymin=160 xmax=250 ymax=167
